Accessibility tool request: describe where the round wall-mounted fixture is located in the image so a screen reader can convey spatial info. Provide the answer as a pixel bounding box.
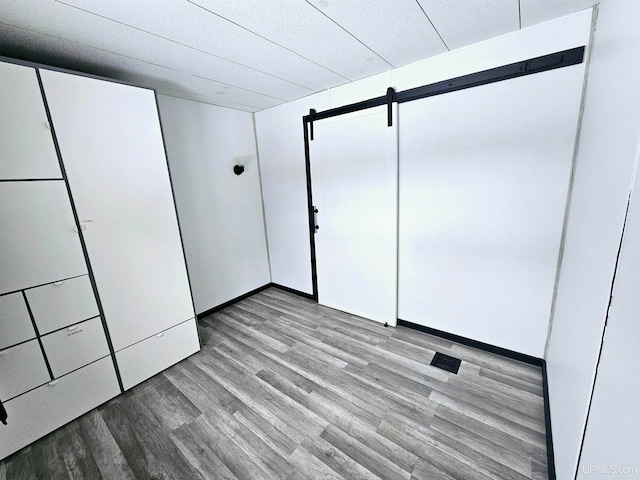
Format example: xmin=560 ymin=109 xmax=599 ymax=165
xmin=233 ymin=155 xmax=252 ymax=175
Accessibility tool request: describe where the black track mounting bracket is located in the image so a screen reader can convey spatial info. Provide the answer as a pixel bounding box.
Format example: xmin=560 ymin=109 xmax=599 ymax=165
xmin=386 ymin=87 xmax=395 ymax=127
xmin=308 ymin=108 xmax=316 ymax=141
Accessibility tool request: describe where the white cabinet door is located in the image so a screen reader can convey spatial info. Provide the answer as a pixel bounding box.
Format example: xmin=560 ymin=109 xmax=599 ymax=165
xmin=40 ymin=71 xmax=195 ymax=351
xmin=0 ymin=182 xmax=88 ymax=295
xmin=0 ymin=340 xmax=50 ymax=400
xmin=0 ymin=293 xmax=36 ymax=350
xmin=0 ymin=62 xmax=61 ymax=180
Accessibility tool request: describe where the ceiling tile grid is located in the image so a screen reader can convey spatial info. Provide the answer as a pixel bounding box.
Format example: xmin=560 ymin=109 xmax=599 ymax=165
xmin=59 ymin=0 xmax=347 ymax=91
xmin=0 ymin=0 xmax=314 ymax=105
xmin=0 ymin=0 xmax=599 ymax=112
xmin=0 ymin=22 xmax=263 ymax=111
xmin=189 ymin=0 xmax=393 ymax=81
xmin=417 ymin=0 xmax=520 ymax=50
xmin=520 ymin=0 xmax=599 ymax=28
xmin=304 ymin=0 xmax=447 ymax=68
xmin=327 ymin=70 xmax=391 ymax=109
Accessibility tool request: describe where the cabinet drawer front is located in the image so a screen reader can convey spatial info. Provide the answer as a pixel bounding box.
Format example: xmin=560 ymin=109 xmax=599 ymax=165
xmin=0 ymin=182 xmax=88 ymax=295
xmin=0 ymin=293 xmax=36 ymax=350
xmin=0 ymin=356 xmax=119 ymax=460
xmin=117 ymin=318 xmax=199 ymax=390
xmin=0 ymin=340 xmax=50 ymax=400
xmin=41 ymin=317 xmax=110 ymax=378
xmin=0 ymin=62 xmax=61 ymax=180
xmin=26 ymin=275 xmax=98 ymax=335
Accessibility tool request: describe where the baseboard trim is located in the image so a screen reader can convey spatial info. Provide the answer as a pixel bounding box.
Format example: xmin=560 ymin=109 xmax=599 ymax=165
xmin=196 ymin=283 xmax=315 ymax=319
xmin=196 ymin=284 xmax=272 ymax=319
xmin=396 ymin=319 xmax=555 ymax=478
xmin=396 ymin=319 xmax=543 ymax=366
xmin=541 ymin=360 xmax=556 ymax=480
xmin=269 ymin=283 xmax=315 ymax=300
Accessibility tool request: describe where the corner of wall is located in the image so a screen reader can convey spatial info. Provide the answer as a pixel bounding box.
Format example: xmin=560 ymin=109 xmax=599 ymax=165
xmin=252 ymin=111 xmax=273 ymax=283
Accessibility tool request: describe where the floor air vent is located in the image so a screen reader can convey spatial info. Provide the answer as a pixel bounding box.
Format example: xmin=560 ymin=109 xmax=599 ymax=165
xmin=431 ymin=352 xmax=461 ymax=374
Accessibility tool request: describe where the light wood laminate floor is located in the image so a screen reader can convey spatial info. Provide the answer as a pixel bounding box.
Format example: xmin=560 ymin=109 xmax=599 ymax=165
xmin=0 ymin=287 xmax=549 ymax=479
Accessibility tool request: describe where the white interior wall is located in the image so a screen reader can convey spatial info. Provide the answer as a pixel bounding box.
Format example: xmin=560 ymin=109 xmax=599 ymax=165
xmin=397 ymin=63 xmax=586 ymax=358
xmin=545 ymin=1 xmax=640 ymax=478
xmin=157 ymin=95 xmax=270 ymax=314
xmin=576 ymin=164 xmax=640 ymax=478
xmin=255 ymin=8 xmax=593 ymax=325
xmin=254 ymin=92 xmax=328 ymax=294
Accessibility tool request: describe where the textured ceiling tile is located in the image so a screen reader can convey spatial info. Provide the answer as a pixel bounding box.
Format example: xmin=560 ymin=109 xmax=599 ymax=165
xmin=328 ymin=71 xmax=391 ymax=109
xmin=520 ymin=0 xmax=597 ymax=28
xmin=59 ymin=0 xmax=345 ymax=91
xmin=0 ymin=0 xmax=600 ymax=112
xmin=307 ymin=0 xmax=447 ymax=67
xmin=0 ymin=21 xmax=270 ymax=111
xmin=155 ymin=90 xmax=259 ymax=112
xmin=189 ymin=0 xmax=392 ymax=81
xmin=175 ymin=74 xmax=281 ymax=110
xmin=0 ymin=0 xmax=312 ymax=103
xmin=417 ymin=0 xmax=519 ymax=50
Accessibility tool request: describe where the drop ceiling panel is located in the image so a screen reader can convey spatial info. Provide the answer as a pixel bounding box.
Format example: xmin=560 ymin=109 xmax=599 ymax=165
xmin=0 ymin=1 xmax=312 ymax=102
xmin=169 ymin=74 xmax=281 ymax=110
xmin=520 ymin=0 xmax=598 ymax=28
xmin=156 ymin=90 xmax=258 ymax=112
xmin=189 ymin=0 xmax=392 ymax=81
xmin=59 ymin=0 xmax=345 ymax=92
xmin=306 ymin=0 xmax=447 ymax=67
xmin=0 ymin=22 xmax=267 ymax=111
xmin=417 ymin=0 xmax=520 ymax=50
xmin=0 ymin=22 xmax=174 ymax=90
xmin=0 ymin=0 xmax=600 ymax=112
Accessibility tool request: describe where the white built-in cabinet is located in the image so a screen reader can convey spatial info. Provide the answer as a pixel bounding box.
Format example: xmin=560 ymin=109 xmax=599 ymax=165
xmin=40 ymin=70 xmax=199 ymax=390
xmin=0 ymin=60 xmax=198 ymax=459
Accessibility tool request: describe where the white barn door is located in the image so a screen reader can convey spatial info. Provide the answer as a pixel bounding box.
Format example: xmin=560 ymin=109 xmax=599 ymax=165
xmin=311 ymin=106 xmax=398 ymax=326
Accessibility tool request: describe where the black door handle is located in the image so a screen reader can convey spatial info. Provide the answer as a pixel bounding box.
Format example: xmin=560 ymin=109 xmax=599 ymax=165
xmin=313 ymin=207 xmax=319 ymax=233
xmin=0 ymin=398 xmax=7 ymax=425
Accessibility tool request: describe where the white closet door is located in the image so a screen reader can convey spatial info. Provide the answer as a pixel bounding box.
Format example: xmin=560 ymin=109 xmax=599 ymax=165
xmin=40 ymin=71 xmax=194 ymax=351
xmin=311 ymin=106 xmax=398 ymax=326
xmin=0 ymin=182 xmax=88 ymax=295
xmin=0 ymin=62 xmax=61 ymax=180
xmin=398 ymin=65 xmax=585 ymax=356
